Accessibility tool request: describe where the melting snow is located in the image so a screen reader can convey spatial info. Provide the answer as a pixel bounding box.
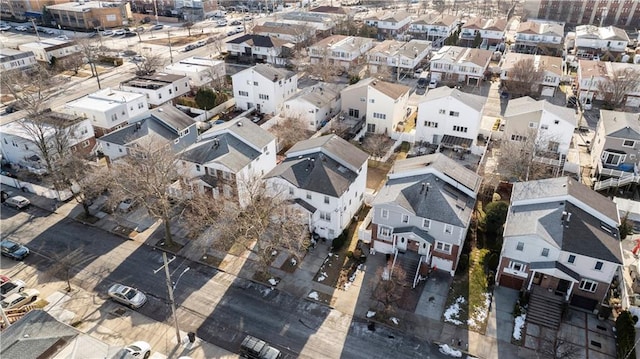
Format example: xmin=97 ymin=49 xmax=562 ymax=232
xmin=271 ymin=250 xmax=278 ymax=256
xmin=438 ymin=344 xmax=462 ymax=357
xmin=261 ymin=288 xmax=272 ymax=297
xmin=366 ymin=311 xmax=376 ymax=318
xmin=268 ymin=278 xmax=278 ymax=286
xmin=308 ymin=291 xmax=319 ymax=300
xmin=290 ymin=258 xmax=297 ymax=266
xmin=390 ymin=317 xmax=399 ymax=325
xmin=444 ymin=296 xmax=466 ymax=325
xmin=317 ymin=271 xmax=328 ymax=282
xmin=513 ymin=314 xmax=526 ymax=340
xmin=467 ymin=293 xmax=491 ymax=329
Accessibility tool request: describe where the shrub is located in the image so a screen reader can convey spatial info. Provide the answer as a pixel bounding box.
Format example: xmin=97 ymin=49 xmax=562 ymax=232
xmin=456 ymin=254 xmax=469 ymax=274
xmin=482 ymin=201 xmax=509 ymax=234
xmin=616 ymin=311 xmax=636 ymax=359
xmin=331 ymin=229 xmax=349 ymax=251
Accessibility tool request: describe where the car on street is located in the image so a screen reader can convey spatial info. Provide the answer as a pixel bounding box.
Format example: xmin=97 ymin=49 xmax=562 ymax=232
xmin=55 ymin=34 xmax=69 ymax=40
xmin=132 ymin=55 xmax=146 ymax=62
xmin=240 ymin=335 xmax=282 ymax=359
xmin=216 ymin=19 xmax=228 ymax=27
xmin=183 ymin=44 xmax=197 ymax=52
xmin=0 ymin=288 xmax=39 ymax=310
xmin=135 ymin=26 xmax=145 ymax=32
xmin=243 ymin=15 xmax=253 ymax=21
xmin=230 ymin=20 xmax=241 ymax=25
xmin=0 ymin=279 xmax=25 ymax=299
xmin=150 ymin=24 xmax=164 ymax=31
xmin=4 ymin=195 xmax=30 ymax=209
xmin=108 ymin=284 xmax=147 ymax=308
xmin=0 ymin=239 xmax=30 ymax=260
xmin=43 ymin=28 xmax=55 ymax=35
xmin=14 ymin=26 xmax=28 ymax=31
xmin=428 ymin=78 xmax=438 ymax=89
xmin=123 ymin=341 xmax=151 ymax=359
xmin=0 ymin=25 xmax=10 ymax=31
xmin=113 ymin=29 xmax=125 ymax=36
xmin=101 ymin=30 xmax=114 ymax=36
xmin=123 ymin=31 xmax=137 ymax=37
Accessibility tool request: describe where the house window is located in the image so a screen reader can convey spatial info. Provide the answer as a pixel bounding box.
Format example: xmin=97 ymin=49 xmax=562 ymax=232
xmin=402 ymin=214 xmax=409 ymax=223
xmin=511 ymin=134 xmax=527 ymax=142
xmin=449 ymin=111 xmax=459 ymax=117
xmin=452 ymin=125 xmax=468 ymax=133
xmin=435 ymin=241 xmax=452 ymax=253
xmin=423 ymin=219 xmax=431 ymax=228
xmin=81 ymin=140 xmax=90 ymax=148
xmin=195 ymin=164 xmax=201 ymax=172
xmin=320 ymin=211 xmax=331 ymax=221
xmin=324 ymin=196 xmax=330 ymax=204
xmin=378 ymin=225 xmax=392 ymax=238
xmin=579 ymin=279 xmax=597 ymax=293
xmin=568 ymin=254 xmax=576 ymax=264
xmin=595 ymin=261 xmax=603 ymax=270
xmin=158 ymin=93 xmax=162 ymax=99
xmin=169 ymin=89 xmax=172 ymax=94
xmin=602 ymin=151 xmax=626 ymax=166
xmin=259 ymin=94 xmax=269 ymax=100
xmin=253 ymin=81 xmax=258 ymax=86
xmin=238 ymin=91 xmax=249 ymax=96
xmin=554 ymin=120 xmax=559 ymax=125
xmin=306 ymin=192 xmax=312 ymax=200
xmin=222 ymin=172 xmax=232 ymax=180
xmin=289 ymin=187 xmax=294 ymax=195
xmin=540 ymin=124 xmax=549 ymax=130
xmin=373 ymin=112 xmax=386 ymax=119
xmin=516 ymin=242 xmax=524 ymax=251
xmin=547 ymin=141 xmax=559 ymax=152
xmin=528 ymin=122 xmax=537 ymax=128
xmin=508 ymin=261 xmax=525 ymax=272
xmin=444 ymin=224 xmax=453 ymax=234
xmin=367 ymin=123 xmax=376 ymax=132
xmin=424 ymin=121 xmax=438 ymax=128
xmin=541 ymin=248 xmax=549 ymax=257
xmin=439 ymin=109 xmax=446 ymax=114
xmin=370 ymin=99 xmax=375 ymax=103
xmin=623 ymin=140 xmax=636 ymax=148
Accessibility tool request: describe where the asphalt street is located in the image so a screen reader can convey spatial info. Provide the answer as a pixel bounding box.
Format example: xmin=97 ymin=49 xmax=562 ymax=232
xmin=1 ymin=205 xmax=450 ymax=359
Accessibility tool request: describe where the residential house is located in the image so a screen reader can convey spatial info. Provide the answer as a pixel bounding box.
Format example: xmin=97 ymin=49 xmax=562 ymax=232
xmin=366 ymin=153 xmax=481 ymax=279
xmin=265 ymin=134 xmax=369 ymax=240
xmin=120 ymin=73 xmax=190 ymax=107
xmin=408 ymin=11 xmax=459 ymax=48
xmin=459 ymin=17 xmax=506 ymax=50
xmin=366 ymin=39 xmax=432 ymax=78
xmin=503 ymin=97 xmax=577 ymax=170
xmin=309 ymin=5 xmax=350 ymax=19
xmin=1 ymin=0 xmax=69 ymax=21
xmin=514 ymin=20 xmax=564 ymax=56
xmin=0 ymin=48 xmax=37 ymax=72
xmin=280 ymin=11 xmax=337 ymax=37
xmin=97 ymin=104 xmax=197 ymax=162
xmin=283 ymin=83 xmax=343 ymax=131
xmin=500 ymin=53 xmax=563 ymax=97
xmin=176 ymin=117 xmax=277 ymax=207
xmin=430 ymin=46 xmax=493 ymax=86
xmin=308 ymin=35 xmax=375 ymax=70
xmin=573 ymin=25 xmax=630 ymax=60
xmin=496 ymin=177 xmax=622 ymax=315
xmin=364 ymin=11 xmax=412 ymax=40
xmin=340 ymin=77 xmax=410 ymax=135
xmin=0 ymin=112 xmax=95 ymax=173
xmin=63 ymin=88 xmax=149 ymax=137
xmin=415 ymin=86 xmax=486 ymax=155
xmin=523 ymin=0 xmax=640 ymax=28
xmin=225 ymin=34 xmax=291 ymax=66
xmin=231 ymin=64 xmax=298 ymax=115
xmin=45 ymin=1 xmax=131 ymax=30
xmin=18 ymin=39 xmax=80 ymax=63
xmin=164 ymin=57 xmax=225 ymax=87
xmin=252 ymin=22 xmax=316 ymax=46
xmin=577 ymin=60 xmax=640 ymax=108
xmin=590 ymin=110 xmax=640 ymax=188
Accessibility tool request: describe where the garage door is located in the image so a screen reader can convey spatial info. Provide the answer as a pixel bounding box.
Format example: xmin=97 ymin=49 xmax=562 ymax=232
xmin=570 ymin=295 xmax=598 ymax=311
xmin=541 ymin=86 xmax=555 ymax=97
xmin=431 ymin=256 xmax=453 ymax=273
xmin=499 ymin=274 xmax=525 ymax=290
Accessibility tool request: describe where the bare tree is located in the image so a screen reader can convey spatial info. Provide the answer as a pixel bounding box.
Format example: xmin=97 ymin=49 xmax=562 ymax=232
xmin=184 ymin=21 xmax=195 ymax=37
xmin=59 ymin=156 xmax=110 ymax=219
xmin=361 ymin=133 xmax=393 ymax=159
xmin=47 ymin=247 xmax=95 ymax=292
xmin=538 ymin=336 xmax=580 ymax=359
xmin=503 ymin=58 xmax=544 ymax=98
xmin=1 ymin=65 xmax=65 ymax=122
xmin=269 ymin=112 xmax=313 ymax=151
xmin=371 ymin=265 xmax=407 ymax=317
xmin=58 ymin=53 xmax=85 ymax=75
xmin=134 ymin=52 xmax=166 ymax=76
xmin=596 ymin=68 xmax=640 ymax=110
xmin=498 ymin=128 xmax=562 ymax=181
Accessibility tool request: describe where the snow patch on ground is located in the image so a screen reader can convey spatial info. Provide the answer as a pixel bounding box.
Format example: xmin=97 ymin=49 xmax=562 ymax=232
xmin=467 ymin=293 xmax=491 ymax=330
xmin=513 ymin=314 xmax=526 ymax=340
xmin=271 ymin=250 xmax=278 ymax=256
xmin=366 ymin=311 xmax=376 ymax=318
xmin=261 ymin=288 xmax=272 ymax=297
xmin=290 ymin=258 xmax=297 ymax=266
xmin=444 ymin=296 xmax=466 ymax=325
xmin=317 ymin=271 xmax=328 ymax=282
xmin=391 ymin=317 xmax=399 ymax=325
xmin=268 ymin=278 xmax=278 ymax=286
xmin=308 ymin=291 xmax=319 ymax=300
xmin=438 ymin=344 xmax=462 ymax=357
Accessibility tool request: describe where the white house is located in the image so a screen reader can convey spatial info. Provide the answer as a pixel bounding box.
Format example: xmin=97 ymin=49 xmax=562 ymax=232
xmin=408 ymin=11 xmax=459 ymax=48
xmin=97 ymin=104 xmax=198 ymax=162
xmin=225 ymin=34 xmax=291 ymax=66
xmin=120 ymin=73 xmax=190 ymax=107
xmin=265 ymin=134 xmax=369 ymax=240
xmin=364 ymin=11 xmax=412 ymax=40
xmin=231 ymin=64 xmax=298 ymax=115
xmin=252 ymin=22 xmax=316 ymax=46
xmin=459 ymin=17 xmax=506 ymax=50
xmin=514 ymin=20 xmax=564 ymax=56
xmin=577 ymin=60 xmax=640 ymax=108
xmin=0 ymin=48 xmax=37 ymax=72
xmin=280 ymin=11 xmax=337 ymax=36
xmin=500 ymin=53 xmax=563 ymax=97
xmin=63 ymin=88 xmax=149 ymax=137
xmin=340 ymin=77 xmax=410 ymax=136
xmin=366 ymin=39 xmax=432 ymax=77
xmin=1 ymin=112 xmax=95 ymax=173
xmin=415 ymin=86 xmax=486 ymax=155
xmin=176 ymin=117 xmax=277 ymax=207
xmin=430 ymin=46 xmax=493 ymax=86
xmin=366 ymin=153 xmax=481 ymax=278
xmin=308 ymin=35 xmax=374 ymax=70
xmin=18 ymin=39 xmax=79 ymax=63
xmin=574 ymin=25 xmax=629 ymax=60
xmin=283 ymin=83 xmax=343 ymax=131
xmin=164 ymin=57 xmax=225 ymax=87
xmin=496 ymin=177 xmax=622 ymax=314
xmin=503 ymin=97 xmax=577 ymax=167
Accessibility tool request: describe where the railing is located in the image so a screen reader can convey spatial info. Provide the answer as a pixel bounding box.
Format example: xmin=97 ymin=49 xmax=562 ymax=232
xmin=594 ymin=174 xmax=640 ymax=191
xmin=357 ymin=210 xmax=374 ymax=243
xmin=390 ymin=248 xmax=399 ymax=278
xmin=412 ymin=255 xmax=425 ymax=289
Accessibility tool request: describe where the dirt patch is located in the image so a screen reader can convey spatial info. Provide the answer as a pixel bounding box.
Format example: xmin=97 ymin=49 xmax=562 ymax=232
xmin=200 ymin=253 xmax=223 ymax=268
xmin=279 ymin=254 xmax=301 ymax=273
xmin=144 ymin=34 xmax=208 ymax=47
xmin=252 ymin=272 xmax=280 ymax=287
xmin=75 ymin=213 xmax=100 ymax=224
xmin=396 ymin=280 xmax=426 ymax=312
xmin=154 ymin=238 xmax=184 ymax=254
xmin=307 ymin=290 xmax=334 ymax=306
xmin=367 ymin=159 xmax=392 ymax=191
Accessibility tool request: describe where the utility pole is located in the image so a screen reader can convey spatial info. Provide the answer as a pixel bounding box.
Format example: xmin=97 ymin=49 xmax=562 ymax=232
xmin=168 ymin=30 xmax=173 ymax=64
xmin=153 ymin=0 xmax=160 ymax=25
xmin=154 ymin=252 xmax=181 ymax=344
xmin=31 ymin=18 xmax=41 ymax=41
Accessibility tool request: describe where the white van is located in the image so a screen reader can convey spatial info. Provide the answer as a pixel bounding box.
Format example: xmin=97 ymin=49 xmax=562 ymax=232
xmin=4 ymin=196 xmax=30 ymax=209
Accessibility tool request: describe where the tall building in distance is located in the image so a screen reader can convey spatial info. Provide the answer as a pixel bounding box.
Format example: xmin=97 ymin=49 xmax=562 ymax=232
xmin=523 ymin=0 xmax=640 ymax=28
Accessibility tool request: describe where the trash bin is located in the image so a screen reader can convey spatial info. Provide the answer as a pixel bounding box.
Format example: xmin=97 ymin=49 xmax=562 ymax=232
xmin=187 ymin=332 xmax=196 ymax=343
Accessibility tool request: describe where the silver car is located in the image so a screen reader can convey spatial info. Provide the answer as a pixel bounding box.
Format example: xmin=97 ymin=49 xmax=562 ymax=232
xmin=108 ymin=284 xmax=147 ymax=308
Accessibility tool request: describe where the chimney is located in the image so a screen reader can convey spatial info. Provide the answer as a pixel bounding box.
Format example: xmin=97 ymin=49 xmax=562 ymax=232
xmin=213 ymin=137 xmax=219 ymax=149
xmin=420 ymin=182 xmax=425 ymax=194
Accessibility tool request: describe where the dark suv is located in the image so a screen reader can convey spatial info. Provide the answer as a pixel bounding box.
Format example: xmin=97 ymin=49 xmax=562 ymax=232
xmin=240 ymin=335 xmax=282 ymax=359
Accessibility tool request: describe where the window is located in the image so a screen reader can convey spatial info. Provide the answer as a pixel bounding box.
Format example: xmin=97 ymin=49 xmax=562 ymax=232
xmin=541 ymin=248 xmax=549 ymax=257
xmin=169 ymin=89 xmax=172 ymax=94
xmin=528 ymin=122 xmax=537 ymax=128
xmin=439 ymin=109 xmax=446 ymax=114
xmin=435 ymin=241 xmax=452 ymax=253
xmin=158 ymin=93 xmax=162 ymax=99
xmin=602 ymin=151 xmax=626 ymax=166
xmin=259 ymin=94 xmax=269 ymax=100
xmin=595 ymin=261 xmax=603 ymax=270
xmin=444 ymin=224 xmax=453 ymax=234
xmin=516 ymin=242 xmax=524 ymax=251
xmin=320 ymin=211 xmax=331 ymax=221
xmin=195 ymin=164 xmax=201 ymax=172
xmin=568 ymin=254 xmax=576 ymax=264
xmin=449 ymin=111 xmax=459 ymax=117
xmin=540 ymin=124 xmax=549 ymax=130
xmin=424 ymin=121 xmax=438 ymax=128
xmin=373 ymin=112 xmax=386 ymax=119
xmin=367 ymin=123 xmax=376 ymax=133
xmin=402 ymin=214 xmax=409 ymax=223
xmin=508 ymin=261 xmax=525 ymax=272
xmin=324 ymin=196 xmax=330 ymax=204
xmin=238 ymin=91 xmax=249 ymax=96
xmin=306 ymin=192 xmax=312 ymax=200
xmin=253 ymin=81 xmax=258 ymax=86
xmin=378 ymin=226 xmax=392 ymax=238
xmin=370 ymin=99 xmax=375 ymax=103
xmin=554 ymin=120 xmax=559 ymax=125
xmin=222 ymin=171 xmax=232 ymax=180
xmin=511 ymin=134 xmax=527 ymax=142
xmin=423 ymin=219 xmax=431 ymax=228
xmin=381 ymin=208 xmax=389 ymax=218
xmin=81 ymin=140 xmax=90 ymax=148
xmin=452 ymin=125 xmax=468 ymax=133
xmin=623 ymin=140 xmax=636 ymax=148
xmin=547 ymin=141 xmax=559 ymax=152
xmin=579 ymin=279 xmax=597 ymax=292
xmin=289 ymin=187 xmax=294 ymax=195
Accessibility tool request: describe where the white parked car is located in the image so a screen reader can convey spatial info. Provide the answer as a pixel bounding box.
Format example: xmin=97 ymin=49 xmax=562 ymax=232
xmin=101 ymin=30 xmax=114 ymax=36
xmin=113 ymin=29 xmax=125 ymax=36
xmin=0 ymin=279 xmax=25 ymax=299
xmin=428 ymin=78 xmax=438 ymax=89
xmin=0 ymin=25 xmax=11 ymax=31
xmin=14 ymin=26 xmax=28 ymax=31
xmin=0 ymin=288 xmax=39 ymax=310
xmin=108 ymin=284 xmax=147 ymax=308
xmin=124 ymin=341 xmax=151 ymax=359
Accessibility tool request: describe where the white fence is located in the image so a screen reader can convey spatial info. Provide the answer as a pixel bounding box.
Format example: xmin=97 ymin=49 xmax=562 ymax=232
xmin=1 ymin=174 xmax=73 ymax=201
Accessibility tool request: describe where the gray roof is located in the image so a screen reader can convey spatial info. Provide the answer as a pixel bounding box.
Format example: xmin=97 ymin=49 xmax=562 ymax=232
xmin=266 ymin=135 xmax=367 ymax=197
xmin=201 ymin=117 xmax=275 ymax=150
xmin=286 ymin=134 xmax=369 ymax=172
xmin=251 ymin=64 xmax=295 ymax=82
xmin=373 ymin=173 xmax=475 ymax=227
xmin=150 ymin=104 xmax=195 ymax=131
xmin=529 ymin=261 xmax=581 ymax=281
xmin=600 ymin=109 xmax=640 ymax=139
xmin=420 ymin=86 xmax=486 ymax=113
xmin=390 ymin=153 xmax=482 ymax=193
xmin=393 ymin=226 xmax=435 ymax=244
xmin=504 ymin=97 xmax=577 ymax=126
xmin=99 ymin=117 xmax=178 ymax=145
xmin=1 ymin=310 xmax=78 ymax=359
xmin=286 ymin=83 xmax=342 ymax=108
xmin=180 ymin=132 xmax=261 ymax=172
